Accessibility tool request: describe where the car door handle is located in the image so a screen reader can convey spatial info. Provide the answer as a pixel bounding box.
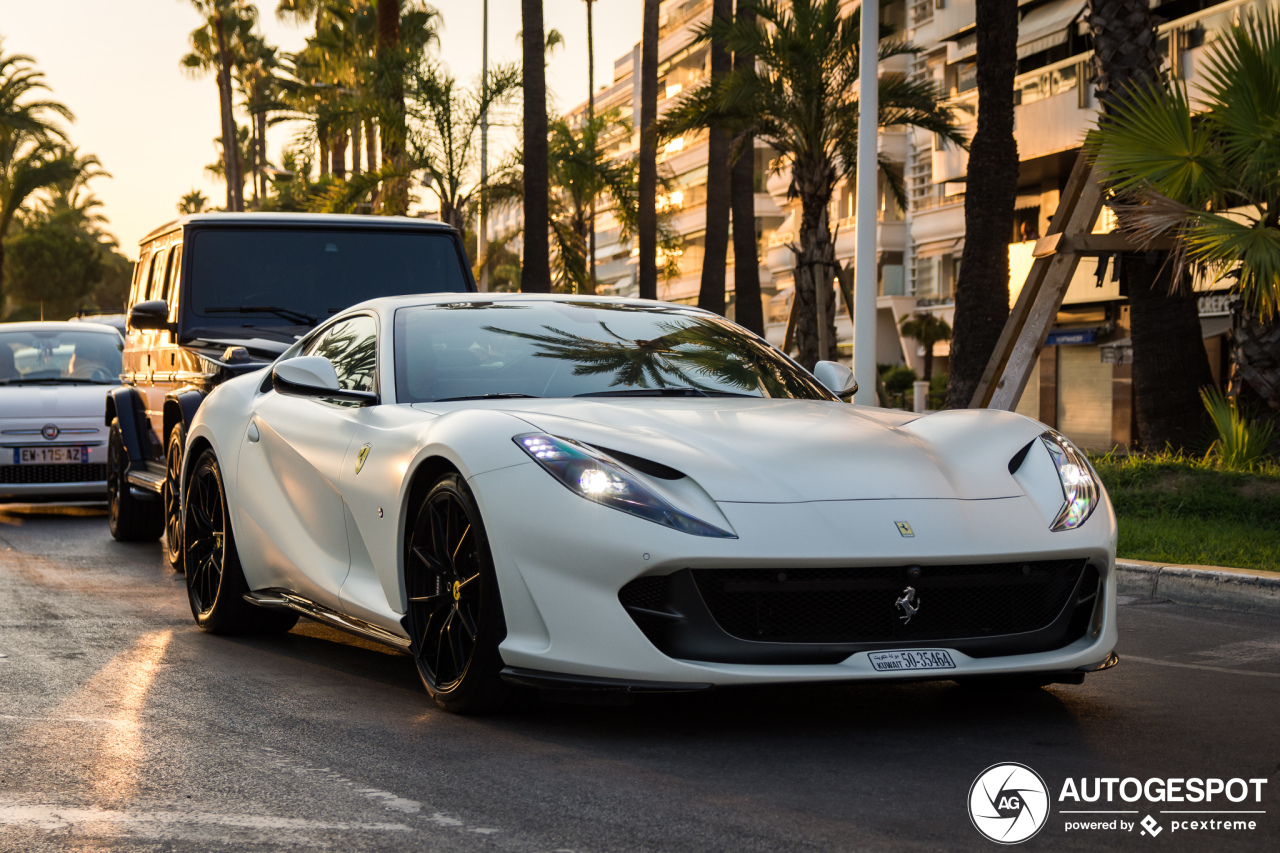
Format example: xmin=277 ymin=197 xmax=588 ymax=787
xmin=247 ymin=421 xmax=260 ymax=443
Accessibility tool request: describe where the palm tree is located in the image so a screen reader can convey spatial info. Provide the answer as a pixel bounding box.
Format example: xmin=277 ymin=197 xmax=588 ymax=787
xmin=179 ymin=189 xmax=210 ymax=214
xmin=730 ymin=2 xmax=763 ymax=335
xmin=899 ymin=312 xmax=951 ymax=382
xmin=1091 ymin=8 xmax=1280 ymax=414
xmin=663 ymin=0 xmax=963 ymax=369
xmin=377 ymin=0 xmax=410 ymax=214
xmin=636 ymin=0 xmax=660 ymax=300
xmin=406 ymin=60 xmax=521 ymax=236
xmin=0 ymin=43 xmax=78 ymax=307
xmin=946 ymin=0 xmax=1018 ymax=409
xmin=1085 ymin=0 xmax=1214 ymax=451
xmin=521 ymin=0 xmax=551 ymax=291
xmin=698 ymin=0 xmax=734 ymax=317
xmin=184 ymin=1 xmax=254 ymax=212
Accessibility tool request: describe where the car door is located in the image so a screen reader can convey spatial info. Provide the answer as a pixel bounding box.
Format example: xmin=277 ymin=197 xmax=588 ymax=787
xmin=233 ymin=314 xmax=379 ymax=610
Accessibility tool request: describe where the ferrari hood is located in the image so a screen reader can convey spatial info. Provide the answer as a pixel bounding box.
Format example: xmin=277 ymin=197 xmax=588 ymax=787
xmin=0 ymin=383 xmax=118 ymax=419
xmin=463 ymin=398 xmax=1042 ymax=503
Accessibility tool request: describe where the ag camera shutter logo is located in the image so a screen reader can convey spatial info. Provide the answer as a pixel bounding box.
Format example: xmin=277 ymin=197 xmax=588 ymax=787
xmin=969 ymin=763 xmax=1051 ymax=844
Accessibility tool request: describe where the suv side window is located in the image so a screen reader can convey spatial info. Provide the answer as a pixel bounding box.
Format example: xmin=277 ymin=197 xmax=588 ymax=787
xmin=304 ymin=315 xmax=378 ymax=395
xmin=148 ymin=248 xmax=169 ymax=301
xmin=161 ymin=245 xmax=182 ymax=307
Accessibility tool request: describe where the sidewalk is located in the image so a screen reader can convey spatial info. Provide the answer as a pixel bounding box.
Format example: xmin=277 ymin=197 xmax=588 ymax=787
xmin=1116 ymin=559 xmax=1280 ymax=617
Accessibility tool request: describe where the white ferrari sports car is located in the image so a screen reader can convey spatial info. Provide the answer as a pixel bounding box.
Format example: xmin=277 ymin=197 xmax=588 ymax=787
xmin=181 ymin=294 xmax=1118 ymax=713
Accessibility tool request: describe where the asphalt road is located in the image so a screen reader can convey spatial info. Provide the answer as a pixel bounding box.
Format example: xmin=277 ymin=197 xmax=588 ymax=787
xmin=1 ymin=503 xmax=1278 ymax=852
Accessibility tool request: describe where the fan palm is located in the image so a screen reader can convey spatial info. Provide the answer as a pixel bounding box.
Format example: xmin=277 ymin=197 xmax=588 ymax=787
xmin=1091 ymin=9 xmax=1280 ymax=412
xmin=661 ymin=0 xmax=964 ymax=369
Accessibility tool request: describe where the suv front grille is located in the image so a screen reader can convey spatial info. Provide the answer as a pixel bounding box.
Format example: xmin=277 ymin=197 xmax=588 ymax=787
xmin=0 ymin=464 xmax=108 ymax=484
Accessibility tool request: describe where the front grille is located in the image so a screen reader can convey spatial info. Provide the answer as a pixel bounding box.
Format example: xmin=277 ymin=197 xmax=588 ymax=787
xmin=0 ymin=464 xmax=108 ymax=484
xmin=690 ymin=560 xmax=1087 ymax=644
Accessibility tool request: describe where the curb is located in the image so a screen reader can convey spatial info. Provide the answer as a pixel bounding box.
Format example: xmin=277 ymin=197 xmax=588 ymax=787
xmin=1116 ymin=560 xmax=1280 ymax=618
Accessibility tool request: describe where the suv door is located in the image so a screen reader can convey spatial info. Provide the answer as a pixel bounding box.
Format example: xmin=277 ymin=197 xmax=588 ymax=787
xmin=233 ymin=315 xmax=379 ymax=610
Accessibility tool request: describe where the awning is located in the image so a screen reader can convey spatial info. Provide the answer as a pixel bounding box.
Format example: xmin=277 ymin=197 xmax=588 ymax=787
xmin=1200 ymin=316 xmax=1232 ymax=339
xmin=1018 ymin=0 xmax=1087 ymax=60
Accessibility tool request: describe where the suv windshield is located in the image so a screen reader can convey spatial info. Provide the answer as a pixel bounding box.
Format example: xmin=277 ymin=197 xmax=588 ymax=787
xmin=0 ymin=328 xmax=123 ymax=385
xmin=186 ymin=228 xmax=469 ymax=333
xmin=393 ymin=301 xmax=834 ymax=403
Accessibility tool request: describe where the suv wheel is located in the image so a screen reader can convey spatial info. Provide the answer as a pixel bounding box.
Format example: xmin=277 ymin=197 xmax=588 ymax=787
xmin=107 ymin=418 xmax=164 ymax=542
xmin=163 ymin=423 xmax=185 ymax=570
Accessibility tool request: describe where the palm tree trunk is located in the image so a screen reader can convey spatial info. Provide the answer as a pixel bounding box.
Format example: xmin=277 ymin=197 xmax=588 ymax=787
xmin=365 ymin=118 xmax=377 ymax=172
xmin=1088 ymin=0 xmax=1213 ymax=450
xmin=521 ymin=0 xmax=551 ymax=292
xmin=793 ymin=161 xmax=837 ymax=370
xmin=213 ymin=11 xmax=242 ymax=212
xmin=586 ymin=0 xmax=597 ymax=294
xmin=332 ymin=129 xmax=348 ymax=179
xmin=730 ymin=6 xmax=763 ymax=335
xmin=318 ymin=128 xmax=330 ymax=178
xmin=1230 ymin=309 xmax=1280 ymax=411
xmin=948 ymin=0 xmax=1017 ymax=409
xmin=377 ymin=0 xmax=409 ymax=215
xmin=698 ymin=0 xmax=733 ymax=316
xmin=352 ymin=116 xmax=362 ymax=175
xmin=636 ymin=0 xmax=660 ymax=300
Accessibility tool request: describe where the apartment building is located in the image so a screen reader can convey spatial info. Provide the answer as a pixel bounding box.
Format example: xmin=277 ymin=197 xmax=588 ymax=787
xmin=536 ymin=0 xmax=1265 ymax=450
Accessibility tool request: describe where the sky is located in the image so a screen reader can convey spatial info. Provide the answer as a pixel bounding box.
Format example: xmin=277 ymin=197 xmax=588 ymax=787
xmin=1 ymin=0 xmax=642 ymax=259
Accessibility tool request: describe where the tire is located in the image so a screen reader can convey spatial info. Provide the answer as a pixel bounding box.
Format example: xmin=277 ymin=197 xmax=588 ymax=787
xmin=163 ymin=422 xmax=185 ymax=571
xmin=404 ymin=474 xmax=534 ymax=714
xmin=107 ymin=418 xmax=164 ymax=542
xmin=184 ymin=447 xmax=297 ymax=635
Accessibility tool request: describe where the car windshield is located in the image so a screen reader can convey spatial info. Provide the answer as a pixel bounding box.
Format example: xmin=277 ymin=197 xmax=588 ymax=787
xmin=186 ymin=228 xmax=470 ymax=331
xmin=0 ymin=328 xmax=123 ymax=385
xmin=393 ymin=301 xmax=834 ymax=403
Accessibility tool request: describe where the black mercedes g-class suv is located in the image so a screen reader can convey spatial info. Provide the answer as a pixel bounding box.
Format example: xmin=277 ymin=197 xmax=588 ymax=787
xmin=107 ymin=213 xmax=475 ymax=565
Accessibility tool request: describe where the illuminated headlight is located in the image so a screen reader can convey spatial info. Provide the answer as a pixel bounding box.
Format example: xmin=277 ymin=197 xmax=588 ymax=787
xmin=1040 ymin=429 xmax=1100 ymax=531
xmin=514 ymin=433 xmax=735 ymax=538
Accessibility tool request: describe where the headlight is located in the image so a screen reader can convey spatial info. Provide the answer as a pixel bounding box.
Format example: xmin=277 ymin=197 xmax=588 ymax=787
xmin=1040 ymin=429 xmax=1100 ymax=531
xmin=514 ymin=433 xmax=736 ymax=538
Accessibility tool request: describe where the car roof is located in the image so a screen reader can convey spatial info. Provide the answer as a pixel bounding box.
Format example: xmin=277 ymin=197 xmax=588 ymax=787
xmin=140 ymin=212 xmax=457 ymax=245
xmin=0 ymin=320 xmax=123 ymax=335
xmin=348 ymin=292 xmax=715 ymax=317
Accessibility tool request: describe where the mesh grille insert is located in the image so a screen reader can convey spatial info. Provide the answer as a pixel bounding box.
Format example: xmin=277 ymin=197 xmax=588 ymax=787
xmin=690 ymin=560 xmax=1087 ymax=644
xmin=0 ymin=464 xmax=108 ymax=485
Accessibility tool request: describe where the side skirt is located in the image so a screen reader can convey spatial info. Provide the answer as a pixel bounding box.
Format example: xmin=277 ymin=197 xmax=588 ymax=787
xmin=244 ymin=590 xmax=411 ymax=652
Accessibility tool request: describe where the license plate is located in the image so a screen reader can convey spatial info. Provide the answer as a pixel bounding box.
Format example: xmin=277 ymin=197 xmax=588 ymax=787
xmin=15 ymin=446 xmax=88 ymax=464
xmin=868 ymin=649 xmax=956 ymax=672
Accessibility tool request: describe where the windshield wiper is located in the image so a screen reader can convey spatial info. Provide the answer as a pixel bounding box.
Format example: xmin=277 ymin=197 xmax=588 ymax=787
xmin=432 ymin=392 xmax=543 ymax=402
xmin=205 ymin=306 xmax=318 ymax=326
xmin=576 ymin=387 xmax=721 ymax=398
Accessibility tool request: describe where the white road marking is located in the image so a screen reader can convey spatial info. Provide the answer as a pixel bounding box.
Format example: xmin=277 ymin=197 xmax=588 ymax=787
xmin=1125 ymin=655 xmax=1280 ymax=678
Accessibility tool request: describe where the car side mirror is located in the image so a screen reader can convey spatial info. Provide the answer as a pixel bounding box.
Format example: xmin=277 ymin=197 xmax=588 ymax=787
xmin=813 ymin=360 xmax=858 ymax=401
xmin=128 ymin=300 xmax=174 ymax=332
xmin=272 ymin=356 xmax=378 ymax=406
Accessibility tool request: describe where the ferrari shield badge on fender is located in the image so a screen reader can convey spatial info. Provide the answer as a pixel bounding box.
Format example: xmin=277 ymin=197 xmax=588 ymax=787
xmin=356 ymin=443 xmax=371 ymax=474
xmin=895 ymin=521 xmax=914 ymax=537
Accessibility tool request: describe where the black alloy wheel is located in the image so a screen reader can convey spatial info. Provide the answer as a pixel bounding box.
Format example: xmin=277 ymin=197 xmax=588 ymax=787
xmin=163 ymin=423 xmax=185 ymax=571
xmin=183 ymin=448 xmax=296 ymax=634
xmin=106 ymin=418 xmax=163 ymax=542
xmin=405 ymin=474 xmax=531 ymax=713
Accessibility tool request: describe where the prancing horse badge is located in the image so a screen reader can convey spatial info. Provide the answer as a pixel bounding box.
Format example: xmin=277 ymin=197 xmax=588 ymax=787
xmin=895 ymin=521 xmax=914 ymax=538
xmin=356 ymin=443 xmax=371 ymax=474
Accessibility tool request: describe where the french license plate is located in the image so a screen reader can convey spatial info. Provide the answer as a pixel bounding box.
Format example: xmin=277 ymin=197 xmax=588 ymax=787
xmin=868 ymin=649 xmax=956 ymax=672
xmin=15 ymin=446 xmax=88 ymax=464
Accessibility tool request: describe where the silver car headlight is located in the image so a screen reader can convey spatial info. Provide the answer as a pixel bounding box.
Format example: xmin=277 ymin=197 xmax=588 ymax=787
xmin=1040 ymin=429 xmax=1100 ymax=531
xmin=514 ymin=433 xmax=736 ymax=538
